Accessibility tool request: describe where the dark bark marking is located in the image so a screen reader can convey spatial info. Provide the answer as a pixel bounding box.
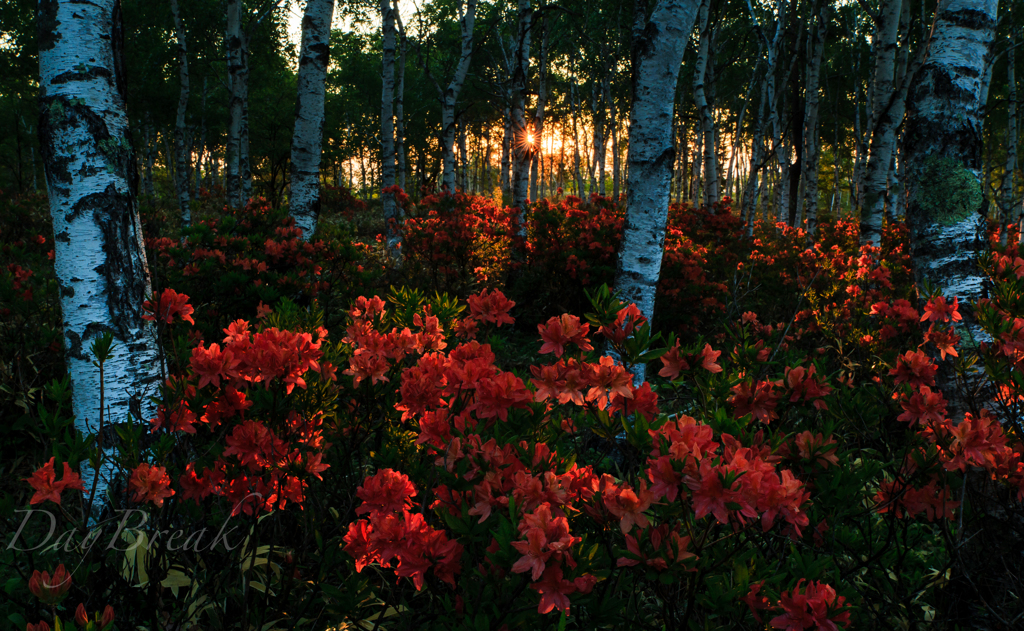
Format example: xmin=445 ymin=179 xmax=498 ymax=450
xmin=50 ymin=67 xmax=114 ymax=85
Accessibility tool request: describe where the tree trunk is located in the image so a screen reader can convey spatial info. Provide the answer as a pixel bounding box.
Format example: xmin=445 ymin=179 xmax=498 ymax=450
xmin=615 ymin=0 xmax=701 ymax=381
xmin=143 ymin=123 xmax=155 ymax=200
xmin=378 ymin=0 xmax=398 ymax=248
xmin=38 ymin=0 xmax=162 ymax=508
xmin=693 ymin=0 xmax=718 ymax=204
xmin=458 ymin=121 xmax=468 ymax=190
xmin=530 ymin=23 xmax=548 ymax=203
xmin=510 ymin=0 xmax=533 ymax=213
xmin=170 ymin=0 xmax=191 ymax=226
xmin=743 ymin=75 xmax=769 ymax=235
xmin=1001 ymin=38 xmax=1017 ymax=243
xmin=610 ymin=80 xmax=620 ymax=201
xmin=904 ymin=0 xmax=997 ymax=310
xmin=396 ymin=3 xmax=407 ymax=192
xmin=859 ymin=0 xmax=906 ymax=245
xmin=801 ymin=3 xmax=826 ymax=235
xmin=226 ymin=0 xmax=247 ymax=209
xmin=437 ymin=0 xmax=478 ymax=191
xmin=289 ymin=0 xmax=334 ymax=239
xmin=501 ymin=106 xmax=512 ymax=195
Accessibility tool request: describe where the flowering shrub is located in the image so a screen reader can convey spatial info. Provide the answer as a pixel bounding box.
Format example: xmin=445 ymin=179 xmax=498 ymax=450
xmin=3 ymin=190 xmax=1024 ymax=630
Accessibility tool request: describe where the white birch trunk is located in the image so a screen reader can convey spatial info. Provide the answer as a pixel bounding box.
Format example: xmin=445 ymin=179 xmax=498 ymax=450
xmin=170 ymin=0 xmax=191 ymax=226
xmin=800 ymin=5 xmax=826 ymax=234
xmin=437 ymin=0 xmax=477 ymax=192
xmin=289 ymin=0 xmax=334 ymax=239
xmin=226 ymin=0 xmax=246 ymax=209
xmin=859 ymin=0 xmax=905 ymax=245
xmin=530 ymin=24 xmax=549 ymax=203
xmin=693 ymin=0 xmax=719 ymax=204
xmin=39 ymin=0 xmax=162 ymax=508
xmin=742 ymin=75 xmax=769 ymax=235
xmin=1001 ymin=39 xmax=1017 ymax=243
xmin=615 ymin=0 xmax=701 ymax=382
xmin=379 ymin=0 xmax=398 ymax=248
xmin=396 ymin=3 xmax=407 ymax=192
xmin=510 ymin=0 xmax=533 ymax=213
xmin=501 ymin=106 xmax=512 ymax=194
xmin=904 ymin=0 xmax=997 ymax=308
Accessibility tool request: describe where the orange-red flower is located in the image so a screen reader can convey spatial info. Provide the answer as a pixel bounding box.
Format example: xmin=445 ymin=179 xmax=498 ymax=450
xmin=24 ymin=458 xmax=85 ymax=506
xmin=128 ymin=463 xmax=175 ymax=507
xmin=142 ymin=288 xmax=194 ymax=325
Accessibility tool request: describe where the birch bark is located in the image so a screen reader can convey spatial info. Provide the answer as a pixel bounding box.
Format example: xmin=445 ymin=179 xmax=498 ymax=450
xmin=859 ymin=0 xmax=906 ymax=245
xmin=169 ymin=0 xmax=191 ymax=226
xmin=530 ymin=24 xmax=549 ymax=203
xmin=226 ymin=0 xmax=247 ymax=209
xmin=800 ymin=4 xmax=826 ymax=234
xmin=615 ymin=0 xmax=701 ymax=379
xmin=378 ymin=0 xmax=399 ymax=247
xmin=437 ymin=0 xmax=477 ymax=192
xmin=289 ymin=0 xmax=334 ymax=239
xmin=1001 ymin=39 xmax=1017 ymax=242
xmin=396 ymin=4 xmax=408 ymax=192
xmin=38 ymin=0 xmax=162 ymax=506
xmin=903 ymin=0 xmax=998 ymax=308
xmin=693 ymin=0 xmax=719 ymax=204
xmin=510 ymin=0 xmax=533 ymax=212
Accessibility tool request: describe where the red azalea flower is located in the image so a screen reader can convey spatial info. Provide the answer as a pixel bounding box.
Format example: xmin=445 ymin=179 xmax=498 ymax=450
xmin=128 ymin=463 xmax=175 ymax=507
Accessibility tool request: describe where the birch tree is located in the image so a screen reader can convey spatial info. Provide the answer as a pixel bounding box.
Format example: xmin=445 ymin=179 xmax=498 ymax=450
xmin=903 ymin=0 xmax=998 ymax=307
xmin=289 ymin=0 xmax=335 ymax=239
xmin=169 ymin=0 xmax=191 ymax=226
xmin=396 ymin=3 xmax=408 ymax=192
xmin=421 ymin=0 xmax=478 ymax=192
xmin=693 ymin=0 xmax=719 ymax=204
xmin=1001 ymin=37 xmax=1017 ymax=242
xmin=510 ymin=0 xmax=533 ymax=211
xmin=379 ymin=0 xmax=399 ymax=249
xmin=225 ymin=0 xmax=248 ymax=209
xmin=614 ymin=0 xmax=701 ymax=380
xmin=859 ymin=0 xmax=908 ymax=246
xmin=38 ymin=0 xmax=162 ymax=504
xmin=529 ymin=22 xmax=548 ymax=204
xmin=800 ymin=2 xmax=826 ymax=234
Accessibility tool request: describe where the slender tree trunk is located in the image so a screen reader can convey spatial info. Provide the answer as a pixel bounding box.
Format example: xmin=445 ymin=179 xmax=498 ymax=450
xmin=1001 ymin=38 xmax=1017 ymax=243
xmin=510 ymin=0 xmax=533 ymax=212
xmin=38 ymin=0 xmax=162 ymax=507
xmin=143 ymin=124 xmax=155 ymax=200
xmin=530 ymin=23 xmax=548 ymax=203
xmin=226 ymin=0 xmax=246 ymax=208
xmin=859 ymin=0 xmax=906 ymax=245
xmin=169 ymin=0 xmax=191 ymax=225
xmin=396 ymin=3 xmax=407 ymax=192
xmin=378 ymin=0 xmax=398 ymax=248
xmin=610 ymin=80 xmax=620 ymax=201
xmin=435 ymin=0 xmax=477 ymax=192
xmin=196 ymin=78 xmax=207 ymax=192
xmin=904 ymin=0 xmax=997 ymax=310
xmin=615 ymin=0 xmax=701 ymax=382
xmin=801 ymin=4 xmax=826 ymax=235
xmin=743 ymin=75 xmax=769 ymax=235
xmin=458 ymin=122 xmax=468 ymax=190
xmin=289 ymin=0 xmax=334 ymax=239
xmin=501 ymin=106 xmax=512 ymax=195
xmin=693 ymin=0 xmax=719 ymax=204
xmin=571 ymin=81 xmax=583 ymax=195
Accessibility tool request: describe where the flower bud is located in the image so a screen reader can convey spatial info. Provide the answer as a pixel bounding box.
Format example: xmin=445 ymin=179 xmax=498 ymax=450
xmin=100 ymin=605 xmax=115 ymax=629
xmin=28 ymin=564 xmax=71 ymax=604
xmin=75 ymin=603 xmax=89 ymax=627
